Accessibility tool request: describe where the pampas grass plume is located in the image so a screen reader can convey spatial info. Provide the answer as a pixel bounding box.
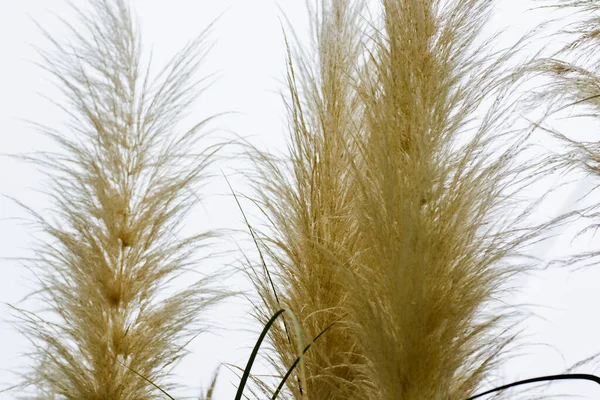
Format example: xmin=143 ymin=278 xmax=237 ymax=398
xmin=244 ymin=1 xmax=366 ymax=398
xmin=245 ymin=0 xmax=548 ymax=399
xmin=13 ymin=0 xmax=227 ymax=398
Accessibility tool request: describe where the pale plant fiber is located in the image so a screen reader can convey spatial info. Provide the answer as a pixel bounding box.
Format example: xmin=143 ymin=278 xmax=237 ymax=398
xmin=13 ymin=0 xmax=225 ymax=398
xmin=244 ymin=0 xmax=366 ymax=398
xmin=246 ymin=0 xmax=548 ymax=399
xmin=347 ymin=1 xmax=537 ymax=398
xmin=529 ymin=0 xmax=600 ymax=270
xmin=5 ymin=0 xmax=587 ymax=399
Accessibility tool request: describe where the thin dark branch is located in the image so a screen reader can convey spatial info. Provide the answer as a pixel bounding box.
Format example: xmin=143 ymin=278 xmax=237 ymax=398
xmin=467 ymin=373 xmax=600 ymax=399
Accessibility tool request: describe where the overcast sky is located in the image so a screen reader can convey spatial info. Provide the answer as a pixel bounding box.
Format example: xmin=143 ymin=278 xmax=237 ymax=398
xmin=2 ymin=1 xmax=600 ymax=399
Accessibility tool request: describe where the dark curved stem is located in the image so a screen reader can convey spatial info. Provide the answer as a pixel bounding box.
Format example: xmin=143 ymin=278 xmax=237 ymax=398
xmin=225 ymin=174 xmax=304 ymax=395
xmin=467 ymin=373 xmax=600 ymax=400
xmin=271 ymin=318 xmax=340 ymax=399
xmin=235 ymin=309 xmax=286 ymax=400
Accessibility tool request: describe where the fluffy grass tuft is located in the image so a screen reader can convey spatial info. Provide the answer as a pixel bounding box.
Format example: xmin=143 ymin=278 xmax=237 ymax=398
xmin=245 ymin=0 xmax=549 ymax=399
xmin=243 ymin=1 xmax=366 ymax=398
xmin=11 ymin=0 xmax=227 ymax=398
xmin=345 ymin=1 xmax=540 ymax=397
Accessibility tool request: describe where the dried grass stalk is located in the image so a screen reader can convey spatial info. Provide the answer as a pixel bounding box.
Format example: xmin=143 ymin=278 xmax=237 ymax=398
xmin=245 ymin=0 xmax=366 ymax=398
xmin=248 ymin=0 xmax=546 ymax=399
xmin=345 ymin=1 xmax=545 ymax=398
xmin=13 ymin=1 xmax=225 ymax=398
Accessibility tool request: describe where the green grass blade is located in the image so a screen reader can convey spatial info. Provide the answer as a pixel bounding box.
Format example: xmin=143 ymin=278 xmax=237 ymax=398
xmin=235 ymin=308 xmax=286 ymax=400
xmin=223 ymin=172 xmax=303 ymax=394
xmin=222 ymin=172 xmax=280 ymax=306
xmin=271 ymin=319 xmax=339 ymax=400
xmin=466 ymin=373 xmax=600 ymax=399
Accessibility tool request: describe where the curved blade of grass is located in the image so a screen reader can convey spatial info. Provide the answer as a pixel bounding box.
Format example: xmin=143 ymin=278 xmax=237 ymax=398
xmin=118 ymin=360 xmax=176 ymax=400
xmin=223 ymin=172 xmax=280 ymax=306
xmin=466 ymin=373 xmax=600 ymax=399
xmin=235 ymin=308 xmax=286 ymax=400
xmin=271 ymin=319 xmax=339 ymax=400
xmin=224 ymin=173 xmax=304 ymax=395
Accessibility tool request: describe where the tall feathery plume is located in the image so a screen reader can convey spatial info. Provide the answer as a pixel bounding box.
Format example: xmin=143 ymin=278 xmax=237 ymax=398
xmin=245 ymin=0 xmax=550 ymax=398
xmin=244 ymin=0 xmax=366 ymax=398
xmin=341 ymin=0 xmax=547 ymax=399
xmin=13 ymin=0 xmax=224 ymax=398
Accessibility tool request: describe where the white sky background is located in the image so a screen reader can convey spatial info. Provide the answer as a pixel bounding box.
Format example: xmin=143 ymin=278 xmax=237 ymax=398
xmin=2 ymin=1 xmax=600 ymax=399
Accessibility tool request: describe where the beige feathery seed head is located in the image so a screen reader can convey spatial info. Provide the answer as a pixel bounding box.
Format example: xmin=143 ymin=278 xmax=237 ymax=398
xmin=11 ymin=0 xmax=226 ymax=398
xmin=344 ymin=1 xmax=547 ymax=399
xmin=243 ymin=1 xmax=367 ymax=398
xmin=245 ymin=0 xmax=550 ymax=399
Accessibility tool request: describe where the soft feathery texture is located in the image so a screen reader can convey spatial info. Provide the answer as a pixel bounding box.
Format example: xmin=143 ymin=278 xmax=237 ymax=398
xmin=13 ymin=1 xmax=225 ymax=398
xmin=526 ymin=0 xmax=600 ymax=271
xmin=247 ymin=0 xmax=547 ymax=399
xmin=346 ymin=1 xmax=539 ymax=398
xmin=245 ymin=1 xmax=366 ymax=398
